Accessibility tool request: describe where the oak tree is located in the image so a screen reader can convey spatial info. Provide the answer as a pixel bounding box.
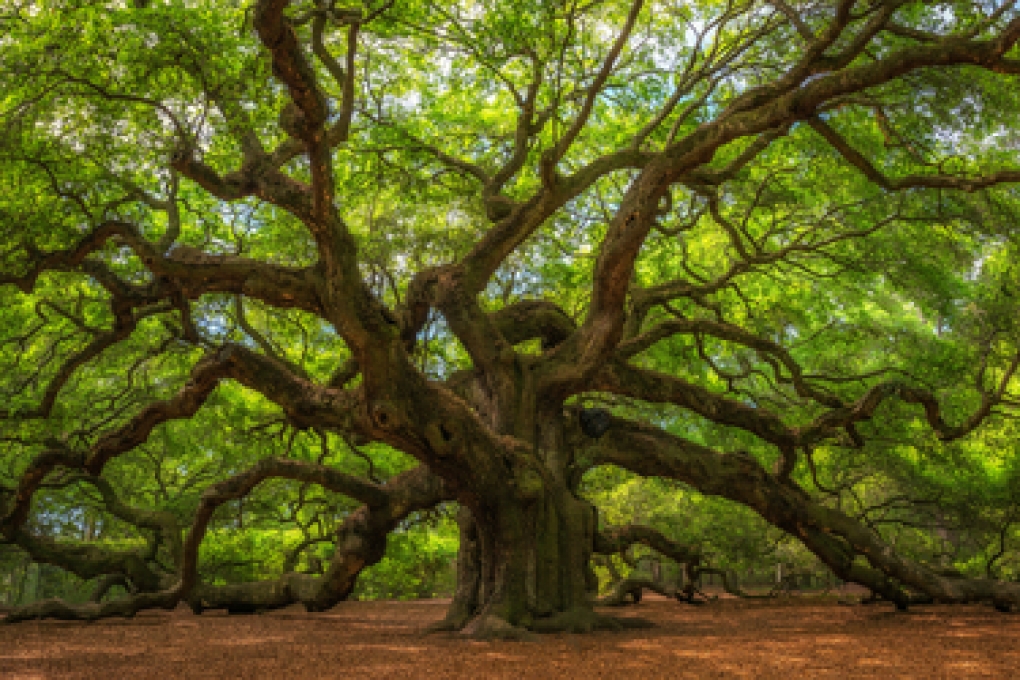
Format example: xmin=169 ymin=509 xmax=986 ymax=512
xmin=3 ymin=0 xmax=1020 ymax=636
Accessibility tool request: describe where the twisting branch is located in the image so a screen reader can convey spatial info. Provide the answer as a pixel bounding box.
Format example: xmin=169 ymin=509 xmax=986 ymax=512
xmin=590 ymin=414 xmax=1020 ymax=610
xmin=595 ymin=524 xmax=701 ymax=566
xmin=0 ymin=349 xmax=236 ymax=537
xmin=798 ymin=354 xmax=1020 ymax=446
xmin=1 ymin=220 xmax=325 ymax=315
xmin=589 ymin=360 xmax=797 ymax=450
xmin=254 ymin=0 xmax=338 ymax=239
xmin=182 ymin=463 xmax=449 ymax=614
xmin=169 ymin=152 xmax=315 ymax=223
xmin=542 ymin=15 xmax=1020 ymax=396
xmin=488 ymin=300 xmax=577 ymax=349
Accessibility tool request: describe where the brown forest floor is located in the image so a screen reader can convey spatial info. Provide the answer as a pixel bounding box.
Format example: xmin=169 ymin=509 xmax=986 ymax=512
xmin=2 ymin=593 xmax=1019 ymax=679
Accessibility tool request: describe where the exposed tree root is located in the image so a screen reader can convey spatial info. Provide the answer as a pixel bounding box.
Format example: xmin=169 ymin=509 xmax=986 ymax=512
xmin=425 ymin=604 xmax=654 ymax=638
xmin=422 ymin=604 xmax=476 ymax=634
xmin=528 ymin=605 xmax=654 ymax=633
xmin=460 ymin=614 xmax=539 ymax=641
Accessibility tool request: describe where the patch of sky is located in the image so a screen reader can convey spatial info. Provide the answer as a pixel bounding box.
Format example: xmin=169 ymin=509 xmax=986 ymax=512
xmin=192 ymin=299 xmax=232 ymax=342
xmin=966 ymin=250 xmax=993 ymax=282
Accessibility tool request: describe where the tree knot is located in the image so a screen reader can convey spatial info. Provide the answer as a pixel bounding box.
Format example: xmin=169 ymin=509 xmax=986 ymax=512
xmin=370 ymin=402 xmax=401 ymax=431
xmin=425 ymin=421 xmax=458 ymax=457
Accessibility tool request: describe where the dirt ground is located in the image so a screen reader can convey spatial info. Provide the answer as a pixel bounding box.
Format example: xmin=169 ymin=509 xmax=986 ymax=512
xmin=2 ymin=593 xmax=1019 ymax=679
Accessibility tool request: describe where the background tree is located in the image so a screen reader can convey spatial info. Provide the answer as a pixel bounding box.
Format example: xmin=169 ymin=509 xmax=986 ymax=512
xmin=3 ymin=0 xmax=1020 ymax=637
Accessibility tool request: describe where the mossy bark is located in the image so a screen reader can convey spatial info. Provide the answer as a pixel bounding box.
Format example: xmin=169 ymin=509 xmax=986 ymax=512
xmin=431 ymin=450 xmax=642 ymax=638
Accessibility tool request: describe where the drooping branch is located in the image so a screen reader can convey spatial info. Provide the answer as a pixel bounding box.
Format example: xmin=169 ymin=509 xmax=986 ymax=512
xmin=0 ymin=350 xmax=233 ymax=538
xmin=7 ymin=303 xmax=175 ymax=422
xmin=1 ymin=342 xmax=364 ymax=541
xmin=306 ymin=463 xmax=449 ymax=610
xmin=177 ymin=455 xmax=392 ymax=595
xmin=182 ymin=464 xmax=449 ymax=615
xmin=591 ymin=414 xmax=1020 ymax=610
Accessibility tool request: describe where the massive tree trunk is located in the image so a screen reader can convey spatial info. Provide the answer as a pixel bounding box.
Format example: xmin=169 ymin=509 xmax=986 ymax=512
xmin=431 ymin=482 xmax=610 ymax=637
xmin=417 ymin=374 xmax=648 ymax=637
xmin=345 ymin=373 xmax=648 ymax=637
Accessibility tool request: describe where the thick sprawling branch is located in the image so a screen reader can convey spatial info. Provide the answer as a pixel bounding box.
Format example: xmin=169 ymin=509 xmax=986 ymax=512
xmin=543 ymin=18 xmax=1020 ymax=392
xmin=178 ymin=456 xmax=390 ymax=595
xmin=592 ymin=415 xmax=1020 ymax=609
xmin=591 ymin=351 xmax=1017 ymax=468
xmin=1 ymin=220 xmax=324 ymax=316
xmin=6 ymin=528 xmax=166 ymax=594
xmin=177 ymin=0 xmax=390 ymax=362
xmin=595 ymin=524 xmax=700 ymax=565
xmin=1 ymin=343 xmax=364 ymax=539
xmin=489 ymin=300 xmax=576 ymax=349
xmin=590 ymin=360 xmax=796 ymax=449
xmin=181 ymin=463 xmax=448 ymax=614
xmin=254 ymin=0 xmax=340 ymax=251
xmin=1 ymin=588 xmax=180 ymax=624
